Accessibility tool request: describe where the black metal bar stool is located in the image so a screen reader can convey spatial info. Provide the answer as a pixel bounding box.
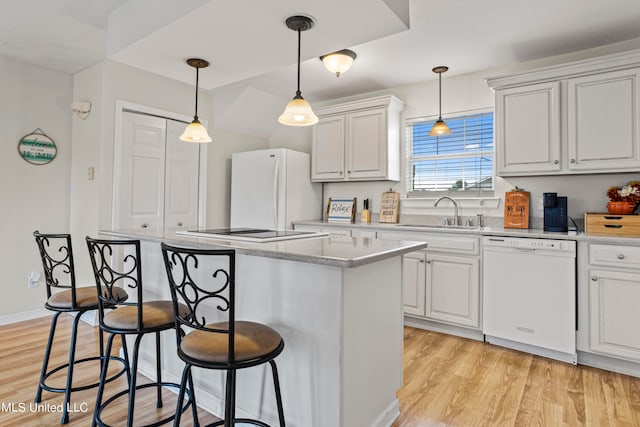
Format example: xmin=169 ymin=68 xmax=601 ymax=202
xmin=33 ymin=231 xmax=128 ymax=424
xmin=86 ymin=237 xmax=192 ymax=427
xmin=161 ymin=243 xmax=286 ymax=427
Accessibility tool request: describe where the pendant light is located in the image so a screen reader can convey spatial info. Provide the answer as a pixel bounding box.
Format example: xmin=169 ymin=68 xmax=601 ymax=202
xmin=429 ymin=66 xmax=451 ymax=137
xmin=180 ymin=58 xmax=212 ymax=143
xmin=320 ymin=49 xmax=357 ymax=77
xmin=278 ymin=15 xmax=318 ymax=126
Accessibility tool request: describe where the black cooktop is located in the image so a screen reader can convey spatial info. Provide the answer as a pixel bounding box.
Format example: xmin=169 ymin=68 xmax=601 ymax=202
xmin=189 ymin=228 xmax=314 ymax=239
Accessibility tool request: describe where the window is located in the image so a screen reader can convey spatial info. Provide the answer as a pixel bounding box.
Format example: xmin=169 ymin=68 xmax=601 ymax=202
xmin=406 ymin=110 xmax=494 ymax=194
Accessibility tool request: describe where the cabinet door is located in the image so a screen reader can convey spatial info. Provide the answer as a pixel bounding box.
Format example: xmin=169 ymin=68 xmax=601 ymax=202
xmin=346 ymin=108 xmax=388 ymax=180
xmin=567 ymin=68 xmax=640 ymax=172
xmin=311 ymin=115 xmax=345 ymax=181
xmin=403 ymin=252 xmax=426 ymax=316
xmin=589 ymin=268 xmax=640 ymax=361
xmin=495 ymin=82 xmax=561 ymax=175
xmin=425 ymin=254 xmax=480 ymax=328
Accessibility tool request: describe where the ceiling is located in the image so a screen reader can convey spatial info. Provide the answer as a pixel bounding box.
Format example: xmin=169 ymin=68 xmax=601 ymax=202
xmin=3 ymin=0 xmax=640 ymax=104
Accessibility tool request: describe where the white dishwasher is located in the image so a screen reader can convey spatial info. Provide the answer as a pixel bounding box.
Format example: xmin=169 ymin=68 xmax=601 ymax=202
xmin=482 ymin=236 xmax=577 ymax=364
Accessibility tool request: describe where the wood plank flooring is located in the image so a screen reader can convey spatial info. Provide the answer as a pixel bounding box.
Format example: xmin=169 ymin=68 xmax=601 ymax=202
xmin=0 ymin=315 xmax=218 ymax=426
xmin=394 ymin=327 xmax=640 ymax=427
xmin=1 ymin=316 xmax=640 ymax=426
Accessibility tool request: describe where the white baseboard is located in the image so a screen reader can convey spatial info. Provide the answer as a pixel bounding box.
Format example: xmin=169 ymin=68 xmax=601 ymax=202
xmin=0 ymin=309 xmax=98 ymax=327
xmin=373 ymin=399 xmax=400 ymax=427
xmin=0 ymin=308 xmax=49 ymax=325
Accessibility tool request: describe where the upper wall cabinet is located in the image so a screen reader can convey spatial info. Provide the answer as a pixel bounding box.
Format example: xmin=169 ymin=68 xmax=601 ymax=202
xmin=487 ymin=49 xmax=640 ymax=176
xmin=311 ymin=95 xmax=405 ymax=182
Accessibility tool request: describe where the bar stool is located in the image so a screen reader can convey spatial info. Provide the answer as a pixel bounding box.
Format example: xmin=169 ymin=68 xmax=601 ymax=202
xmin=160 ymin=243 xmax=286 ymax=427
xmin=33 ymin=231 xmax=128 ymax=424
xmin=86 ymin=237 xmax=192 ymax=427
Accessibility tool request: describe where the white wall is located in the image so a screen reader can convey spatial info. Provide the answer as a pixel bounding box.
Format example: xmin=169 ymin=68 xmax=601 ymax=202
xmin=206 ymin=129 xmax=270 ymax=227
xmin=0 ymin=56 xmax=72 ymax=317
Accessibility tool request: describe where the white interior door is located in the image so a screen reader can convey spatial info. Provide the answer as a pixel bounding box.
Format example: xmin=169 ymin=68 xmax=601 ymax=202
xmin=116 ymin=112 xmax=166 ymax=231
xmin=164 ymin=119 xmax=200 ymax=230
xmin=114 ymin=110 xmax=201 ymax=232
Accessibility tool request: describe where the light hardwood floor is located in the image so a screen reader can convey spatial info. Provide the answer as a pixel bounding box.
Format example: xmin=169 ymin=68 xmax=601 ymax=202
xmin=1 ymin=316 xmax=640 ymax=426
xmin=0 ymin=315 xmax=218 ymax=426
xmin=395 ymin=327 xmax=640 ymax=427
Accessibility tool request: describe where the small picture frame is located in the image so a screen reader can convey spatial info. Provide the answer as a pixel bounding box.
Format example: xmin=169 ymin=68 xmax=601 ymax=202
xmin=326 ymin=198 xmax=357 ymax=223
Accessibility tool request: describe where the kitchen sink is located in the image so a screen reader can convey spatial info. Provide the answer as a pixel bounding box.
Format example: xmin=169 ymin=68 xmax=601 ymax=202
xmin=397 ymin=224 xmax=479 ymax=230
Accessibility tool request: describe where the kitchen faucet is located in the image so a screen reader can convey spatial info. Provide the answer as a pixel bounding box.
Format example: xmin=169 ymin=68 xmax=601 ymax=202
xmin=434 ymin=196 xmax=460 ymax=226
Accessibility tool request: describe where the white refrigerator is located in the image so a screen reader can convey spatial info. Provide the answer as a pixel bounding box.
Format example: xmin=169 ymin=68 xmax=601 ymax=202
xmin=230 ymin=148 xmax=322 ymax=230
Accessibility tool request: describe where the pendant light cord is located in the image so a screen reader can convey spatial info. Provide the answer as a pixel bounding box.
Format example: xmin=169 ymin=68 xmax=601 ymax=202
xmin=296 ymin=28 xmax=301 ymax=97
xmin=438 ymin=71 xmax=442 ymax=120
xmin=194 ymin=67 xmax=200 ymax=120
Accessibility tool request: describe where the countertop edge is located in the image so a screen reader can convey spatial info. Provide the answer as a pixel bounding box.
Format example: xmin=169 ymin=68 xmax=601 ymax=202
xmin=98 ymin=230 xmax=428 ymax=268
xmin=293 ymin=220 xmax=640 ymax=245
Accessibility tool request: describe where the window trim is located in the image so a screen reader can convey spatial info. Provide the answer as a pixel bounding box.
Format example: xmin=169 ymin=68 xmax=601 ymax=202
xmin=405 ymin=107 xmax=495 ymax=198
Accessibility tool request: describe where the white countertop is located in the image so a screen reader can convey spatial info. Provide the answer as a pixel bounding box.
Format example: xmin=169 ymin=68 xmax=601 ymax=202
xmin=293 ymin=220 xmax=640 ymax=245
xmin=99 ymin=228 xmax=428 ymax=268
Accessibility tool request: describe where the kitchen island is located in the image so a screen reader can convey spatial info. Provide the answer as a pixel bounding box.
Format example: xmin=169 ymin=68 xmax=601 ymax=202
xmin=99 ymin=228 xmax=427 ymax=427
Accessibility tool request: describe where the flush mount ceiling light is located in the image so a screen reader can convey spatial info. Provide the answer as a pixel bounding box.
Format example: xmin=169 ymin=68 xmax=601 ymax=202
xmin=278 ymin=15 xmax=319 ymax=127
xmin=180 ymin=58 xmax=212 ymax=143
xmin=319 ymin=49 xmax=357 ymax=77
xmin=429 ymin=66 xmax=451 ymax=137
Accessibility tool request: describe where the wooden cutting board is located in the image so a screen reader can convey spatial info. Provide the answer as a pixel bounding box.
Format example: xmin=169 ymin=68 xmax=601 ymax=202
xmin=379 ymin=191 xmax=400 ymax=223
xmin=504 ymin=190 xmax=530 ymax=228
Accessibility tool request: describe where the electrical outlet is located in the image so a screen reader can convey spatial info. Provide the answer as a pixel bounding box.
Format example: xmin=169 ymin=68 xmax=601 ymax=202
xmin=88 ymin=166 xmax=95 ymax=181
xmin=28 ymin=271 xmax=40 ymax=288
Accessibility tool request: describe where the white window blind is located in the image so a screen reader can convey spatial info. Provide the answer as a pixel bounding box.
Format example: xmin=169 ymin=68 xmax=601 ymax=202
xmin=407 ymin=111 xmax=494 ymax=193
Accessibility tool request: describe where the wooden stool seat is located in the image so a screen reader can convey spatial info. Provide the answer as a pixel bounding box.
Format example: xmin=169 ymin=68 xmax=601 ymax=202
xmin=182 ymin=321 xmax=283 ymax=365
xmin=103 ymin=301 xmax=187 ymax=331
xmin=46 ymin=286 xmax=127 ymax=309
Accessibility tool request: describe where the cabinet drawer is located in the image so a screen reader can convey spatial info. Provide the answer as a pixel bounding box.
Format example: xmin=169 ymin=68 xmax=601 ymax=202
xmin=589 ymin=244 xmax=640 ymax=269
xmin=378 ymin=231 xmax=479 ymax=255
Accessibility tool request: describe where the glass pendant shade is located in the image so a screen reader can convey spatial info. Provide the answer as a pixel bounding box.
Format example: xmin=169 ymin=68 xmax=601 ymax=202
xmin=320 ymin=49 xmax=356 ymax=77
xmin=429 ymin=119 xmax=451 ymax=136
xmin=279 ymin=94 xmax=319 ymax=126
xmin=180 ymin=119 xmax=212 ymax=142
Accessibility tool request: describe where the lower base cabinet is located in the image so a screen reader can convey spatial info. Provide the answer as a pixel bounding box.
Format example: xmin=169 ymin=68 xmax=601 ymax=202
xmin=585 ymin=243 xmax=640 ymax=363
xmin=402 ymin=250 xmax=480 ymax=328
xmin=589 ymin=268 xmax=640 ymax=361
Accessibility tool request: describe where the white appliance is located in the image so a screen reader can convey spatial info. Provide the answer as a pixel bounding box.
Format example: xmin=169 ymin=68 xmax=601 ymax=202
xmin=482 ymin=236 xmax=577 ymax=364
xmin=230 ymin=148 xmax=322 ymax=230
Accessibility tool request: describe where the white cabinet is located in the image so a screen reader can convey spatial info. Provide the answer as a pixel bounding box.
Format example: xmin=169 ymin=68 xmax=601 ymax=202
xmin=381 ymin=231 xmax=481 ymax=330
xmin=586 ymin=243 xmax=640 ymax=362
xmin=495 ymin=82 xmax=561 ymax=175
xmin=567 ymin=68 xmax=640 ymax=171
xmin=425 ymin=253 xmax=480 ymax=328
xmin=487 ymin=50 xmax=640 ymax=176
xmin=311 ymin=96 xmax=404 ymax=182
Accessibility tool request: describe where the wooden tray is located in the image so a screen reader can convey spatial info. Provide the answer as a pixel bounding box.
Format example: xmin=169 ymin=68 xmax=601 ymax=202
xmin=585 ymin=212 xmax=640 ymax=237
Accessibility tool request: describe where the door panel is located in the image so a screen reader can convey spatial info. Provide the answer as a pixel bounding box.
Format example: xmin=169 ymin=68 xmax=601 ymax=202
xmin=118 ymin=112 xmax=166 ymax=231
xmin=165 ymin=120 xmax=199 ymax=229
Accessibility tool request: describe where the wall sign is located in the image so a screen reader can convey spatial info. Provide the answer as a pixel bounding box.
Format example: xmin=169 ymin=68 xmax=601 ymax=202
xmin=327 ymin=198 xmax=357 ymax=223
xmin=18 ymin=128 xmax=57 ymax=165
